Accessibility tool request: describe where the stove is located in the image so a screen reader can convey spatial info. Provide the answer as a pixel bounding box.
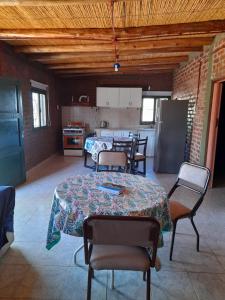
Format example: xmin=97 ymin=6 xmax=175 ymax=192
xmin=63 ymin=127 xmax=85 ymax=156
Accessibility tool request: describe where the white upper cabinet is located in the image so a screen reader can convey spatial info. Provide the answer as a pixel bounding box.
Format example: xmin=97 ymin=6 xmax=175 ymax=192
xmin=96 ymin=87 xmax=142 ymax=108
xmin=119 ymin=88 xmax=130 ymax=107
xmin=96 ymin=87 xmax=119 ymax=107
xmin=129 ymin=88 xmax=142 ymax=108
xmin=119 ymin=88 xmax=142 ymax=108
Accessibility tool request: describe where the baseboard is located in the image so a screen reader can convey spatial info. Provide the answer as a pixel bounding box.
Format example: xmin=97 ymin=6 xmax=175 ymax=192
xmin=26 ymin=152 xmax=60 ymax=178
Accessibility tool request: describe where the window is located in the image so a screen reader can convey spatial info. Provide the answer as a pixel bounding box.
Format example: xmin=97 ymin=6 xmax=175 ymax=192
xmin=141 ymin=97 xmax=156 ymax=124
xmin=32 ymin=89 xmax=48 ymax=128
xmin=140 ymin=97 xmax=170 ymax=124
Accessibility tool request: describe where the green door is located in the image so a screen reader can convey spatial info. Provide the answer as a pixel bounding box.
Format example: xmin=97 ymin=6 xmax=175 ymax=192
xmin=0 ymin=78 xmax=26 ymax=186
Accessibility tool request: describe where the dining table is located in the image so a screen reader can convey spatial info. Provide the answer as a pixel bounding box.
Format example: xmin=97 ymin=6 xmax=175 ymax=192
xmin=46 ymin=172 xmax=171 ymax=258
xmin=84 ymin=136 xmax=131 ymax=162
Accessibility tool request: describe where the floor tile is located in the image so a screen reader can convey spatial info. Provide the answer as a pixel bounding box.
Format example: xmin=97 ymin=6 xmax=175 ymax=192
xmin=1 ymin=155 xmax=224 ymax=299
xmin=188 ymin=272 xmax=225 ymax=300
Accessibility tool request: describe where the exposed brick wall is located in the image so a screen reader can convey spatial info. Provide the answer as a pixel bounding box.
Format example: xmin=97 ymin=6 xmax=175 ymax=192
xmin=173 ymin=36 xmax=225 ymax=164
xmin=0 ymin=42 xmax=61 ymax=170
xmin=60 ymin=72 xmax=173 ymax=106
xmin=212 ymin=38 xmax=225 ymax=81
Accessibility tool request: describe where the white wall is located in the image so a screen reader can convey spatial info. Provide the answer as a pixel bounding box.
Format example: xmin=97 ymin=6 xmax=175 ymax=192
xmin=62 ymin=106 xmax=150 ymax=130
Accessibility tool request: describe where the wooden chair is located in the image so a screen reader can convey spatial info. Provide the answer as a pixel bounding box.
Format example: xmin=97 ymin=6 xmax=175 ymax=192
xmin=83 ymin=215 xmax=160 ymax=300
xmin=96 ymin=150 xmax=128 ymax=172
xmin=112 ymin=139 xmax=136 ymax=172
xmin=130 ymin=137 xmax=148 ymax=176
xmin=167 ymin=162 xmax=210 ymax=260
xmin=84 ymin=132 xmax=96 ymax=169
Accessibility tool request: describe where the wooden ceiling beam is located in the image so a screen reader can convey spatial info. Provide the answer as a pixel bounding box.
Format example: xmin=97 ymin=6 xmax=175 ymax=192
xmin=118 ymin=20 xmax=225 ymax=39
xmin=55 ymin=64 xmax=179 ymax=74
xmin=48 ymin=56 xmax=188 ymax=70
xmin=29 ymin=47 xmax=202 ymax=62
xmin=59 ymin=69 xmax=173 ymax=78
xmin=57 ymin=70 xmax=173 ymax=78
xmin=38 ymin=53 xmax=190 ymax=65
xmin=0 ymin=0 xmax=128 ymax=6
xmin=15 ymin=37 xmax=212 ymax=53
xmin=0 ymin=30 xmax=112 ymax=41
xmin=0 ymin=20 xmax=224 ymax=40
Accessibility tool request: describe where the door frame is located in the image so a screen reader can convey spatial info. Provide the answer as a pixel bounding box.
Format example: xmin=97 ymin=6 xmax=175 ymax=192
xmin=206 ymin=78 xmax=225 ymax=186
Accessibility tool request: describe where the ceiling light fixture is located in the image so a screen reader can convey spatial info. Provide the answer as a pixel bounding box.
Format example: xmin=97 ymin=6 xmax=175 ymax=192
xmin=114 ymin=62 xmax=120 ymax=72
xmin=111 ymin=0 xmax=120 ymax=72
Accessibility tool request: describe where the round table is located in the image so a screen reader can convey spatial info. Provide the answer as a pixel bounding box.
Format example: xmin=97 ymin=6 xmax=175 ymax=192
xmin=46 ymin=172 xmax=171 ymax=250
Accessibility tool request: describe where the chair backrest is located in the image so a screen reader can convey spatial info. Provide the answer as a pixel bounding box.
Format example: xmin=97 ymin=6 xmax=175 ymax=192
xmin=178 ymin=162 xmax=210 ymax=193
xmin=135 ymin=137 xmax=148 ymax=156
xmin=112 ymin=139 xmax=136 ymax=159
xmin=83 ymin=215 xmax=160 ymax=267
xmin=168 ymin=162 xmax=211 ymax=214
xmin=96 ymin=150 xmax=127 ymax=172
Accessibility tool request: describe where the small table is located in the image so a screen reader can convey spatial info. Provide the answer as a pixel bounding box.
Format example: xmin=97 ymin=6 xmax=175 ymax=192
xmin=84 ymin=136 xmax=131 ymax=164
xmin=46 ymin=172 xmax=171 ymax=252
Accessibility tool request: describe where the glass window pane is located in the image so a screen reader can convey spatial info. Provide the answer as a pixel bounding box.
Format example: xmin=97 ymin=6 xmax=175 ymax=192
xmin=32 ymin=92 xmax=40 ymax=128
xmin=40 ymin=94 xmax=47 ymax=126
xmin=142 ymin=98 xmax=154 ymax=122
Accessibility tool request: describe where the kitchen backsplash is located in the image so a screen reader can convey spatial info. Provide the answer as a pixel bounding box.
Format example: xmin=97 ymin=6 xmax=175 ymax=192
xmin=62 ymin=106 xmax=152 ymax=130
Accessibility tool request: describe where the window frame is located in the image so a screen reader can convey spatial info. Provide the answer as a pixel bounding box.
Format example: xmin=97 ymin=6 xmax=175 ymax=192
xmin=140 ymin=97 xmax=157 ymax=125
xmin=31 ymin=87 xmax=49 ymax=129
xmin=140 ymin=96 xmax=171 ymax=125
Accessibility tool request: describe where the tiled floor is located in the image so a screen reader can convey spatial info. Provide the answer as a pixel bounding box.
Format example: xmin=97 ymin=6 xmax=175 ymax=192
xmin=0 ymin=154 xmax=225 ymax=300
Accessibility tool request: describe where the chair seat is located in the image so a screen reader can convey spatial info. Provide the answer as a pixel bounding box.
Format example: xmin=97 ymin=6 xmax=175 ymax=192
xmin=90 ymin=244 xmax=150 ymax=271
xmin=134 ymin=152 xmax=145 ymax=160
xmin=169 ymin=200 xmax=192 ymax=221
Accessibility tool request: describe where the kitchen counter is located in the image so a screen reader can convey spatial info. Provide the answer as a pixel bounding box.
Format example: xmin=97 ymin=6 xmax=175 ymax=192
xmin=94 ymin=127 xmax=156 ymax=157
xmin=95 ymin=127 xmax=155 ymax=131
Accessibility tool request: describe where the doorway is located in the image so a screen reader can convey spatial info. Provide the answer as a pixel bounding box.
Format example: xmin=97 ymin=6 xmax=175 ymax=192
xmin=206 ymin=80 xmax=225 ymax=187
xmin=213 ymin=82 xmax=225 ymax=186
xmin=0 ymin=78 xmax=26 ymax=186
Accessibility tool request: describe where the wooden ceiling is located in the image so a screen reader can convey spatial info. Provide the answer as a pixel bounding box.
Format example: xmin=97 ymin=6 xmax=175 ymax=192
xmin=0 ymin=0 xmax=225 ymax=77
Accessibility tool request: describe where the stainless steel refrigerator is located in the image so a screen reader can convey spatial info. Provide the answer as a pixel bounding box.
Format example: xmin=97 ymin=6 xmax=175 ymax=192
xmin=153 ymin=100 xmax=189 ymax=173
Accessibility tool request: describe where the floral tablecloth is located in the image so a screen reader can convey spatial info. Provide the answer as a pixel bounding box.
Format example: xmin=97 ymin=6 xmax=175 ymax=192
xmin=84 ymin=136 xmax=131 ymax=162
xmin=46 ymin=172 xmax=171 ymax=250
xmin=84 ymin=136 xmax=113 ymax=161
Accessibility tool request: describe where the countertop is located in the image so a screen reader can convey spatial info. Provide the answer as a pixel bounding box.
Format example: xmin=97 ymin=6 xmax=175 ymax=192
xmin=95 ymin=127 xmax=155 ymax=131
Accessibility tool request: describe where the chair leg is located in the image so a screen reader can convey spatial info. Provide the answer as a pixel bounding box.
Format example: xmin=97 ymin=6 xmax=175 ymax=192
xmin=146 ymin=269 xmax=151 ymax=300
xmin=143 ymin=159 xmax=146 ymax=176
xmin=87 ymin=266 xmax=93 ymax=300
xmin=84 ymin=150 xmax=88 ymax=167
xmin=170 ymin=220 xmax=177 ymax=261
xmin=190 ymin=217 xmax=199 ymax=252
xmin=143 ymin=271 xmax=146 ymax=281
xmin=111 ymin=270 xmax=115 ymax=289
xmin=73 ymin=243 xmax=84 ymax=265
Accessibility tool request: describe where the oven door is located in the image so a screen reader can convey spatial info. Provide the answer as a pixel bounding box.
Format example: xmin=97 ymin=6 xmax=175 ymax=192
xmin=63 ymin=135 xmax=83 ymax=149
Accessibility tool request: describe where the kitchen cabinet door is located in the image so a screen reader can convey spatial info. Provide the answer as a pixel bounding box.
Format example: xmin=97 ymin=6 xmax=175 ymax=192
xmin=109 ymin=88 xmax=120 ymax=107
xmin=119 ymin=88 xmax=130 ymax=108
xmin=96 ymin=87 xmax=108 ymax=107
xmin=129 ymin=88 xmax=142 ymax=108
xmin=119 ymin=88 xmax=142 ymax=108
xmin=138 ymin=130 xmax=155 ymax=157
xmin=96 ymin=87 xmax=119 ymax=107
